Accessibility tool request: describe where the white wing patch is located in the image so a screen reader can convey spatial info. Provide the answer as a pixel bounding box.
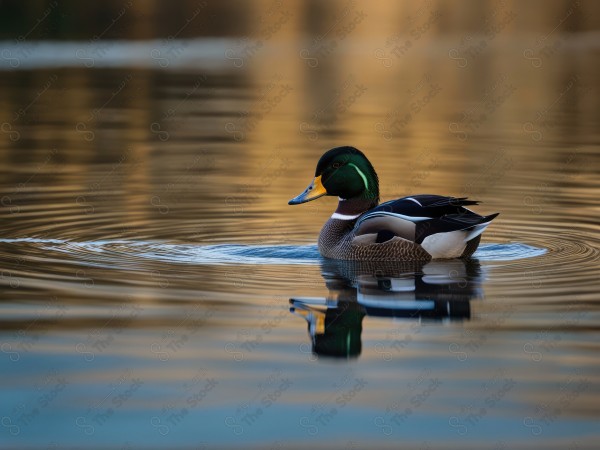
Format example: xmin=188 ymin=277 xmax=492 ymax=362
xmin=463 ymin=221 xmax=492 ymax=242
xmin=421 ymin=231 xmax=467 ymax=259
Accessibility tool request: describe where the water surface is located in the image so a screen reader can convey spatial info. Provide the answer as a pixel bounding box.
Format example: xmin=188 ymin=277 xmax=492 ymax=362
xmin=1 ymin=2 xmax=599 ymax=449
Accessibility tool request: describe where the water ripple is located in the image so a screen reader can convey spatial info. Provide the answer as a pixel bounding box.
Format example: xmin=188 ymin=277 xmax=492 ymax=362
xmin=0 ymin=238 xmax=545 ymax=266
xmin=475 ymin=243 xmax=547 ymax=261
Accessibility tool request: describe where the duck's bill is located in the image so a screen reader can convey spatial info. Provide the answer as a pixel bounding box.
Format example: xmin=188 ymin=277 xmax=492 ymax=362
xmin=288 ymin=175 xmax=328 ymax=205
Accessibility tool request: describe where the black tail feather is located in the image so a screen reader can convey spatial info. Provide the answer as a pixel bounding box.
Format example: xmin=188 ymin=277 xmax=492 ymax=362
xmin=482 ymin=212 xmax=500 ymax=222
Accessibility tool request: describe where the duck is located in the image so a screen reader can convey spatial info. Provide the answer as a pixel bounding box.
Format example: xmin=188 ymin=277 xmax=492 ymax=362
xmin=288 ymin=146 xmax=498 ymax=261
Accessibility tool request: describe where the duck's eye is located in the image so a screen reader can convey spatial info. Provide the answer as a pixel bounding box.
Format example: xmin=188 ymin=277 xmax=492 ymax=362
xmin=332 ymin=162 xmax=341 ymax=169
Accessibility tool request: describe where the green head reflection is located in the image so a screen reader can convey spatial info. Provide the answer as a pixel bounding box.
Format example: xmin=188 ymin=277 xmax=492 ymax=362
xmin=290 ymin=259 xmax=483 ymax=360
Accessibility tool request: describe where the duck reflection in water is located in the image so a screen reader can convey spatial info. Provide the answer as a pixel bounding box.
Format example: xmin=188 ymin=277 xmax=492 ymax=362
xmin=290 ymin=258 xmax=484 ymax=359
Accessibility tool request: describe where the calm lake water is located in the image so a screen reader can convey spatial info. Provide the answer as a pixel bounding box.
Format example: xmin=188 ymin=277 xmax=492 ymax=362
xmin=1 ymin=4 xmax=599 ymax=449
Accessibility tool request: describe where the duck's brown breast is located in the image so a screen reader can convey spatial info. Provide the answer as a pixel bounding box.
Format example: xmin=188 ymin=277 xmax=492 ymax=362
xmin=318 ymin=219 xmax=433 ymax=261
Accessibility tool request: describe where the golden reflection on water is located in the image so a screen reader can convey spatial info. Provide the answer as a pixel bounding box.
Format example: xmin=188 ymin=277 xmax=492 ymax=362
xmin=0 ymin=0 xmax=599 ymax=448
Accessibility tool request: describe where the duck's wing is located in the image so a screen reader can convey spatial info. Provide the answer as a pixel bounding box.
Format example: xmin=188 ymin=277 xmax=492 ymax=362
xmin=354 ymin=195 xmax=498 ymax=245
xmin=375 ymin=195 xmax=481 ymax=219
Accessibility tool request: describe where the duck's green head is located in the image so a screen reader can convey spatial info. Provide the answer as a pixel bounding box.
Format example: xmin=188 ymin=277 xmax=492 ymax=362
xmin=289 ymin=146 xmax=379 ymax=205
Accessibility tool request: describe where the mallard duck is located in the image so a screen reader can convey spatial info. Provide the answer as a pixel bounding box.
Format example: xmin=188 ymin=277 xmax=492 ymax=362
xmin=289 ymin=146 xmax=498 ymax=260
